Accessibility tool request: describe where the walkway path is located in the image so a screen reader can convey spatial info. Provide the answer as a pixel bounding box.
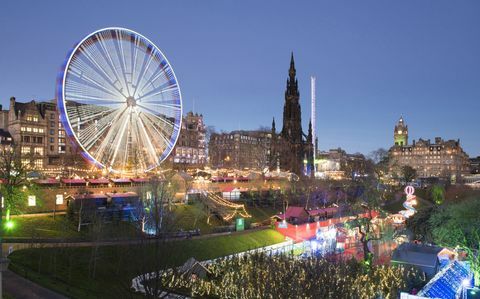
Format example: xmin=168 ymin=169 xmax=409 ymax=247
xmin=4 ymin=270 xmax=67 ymax=299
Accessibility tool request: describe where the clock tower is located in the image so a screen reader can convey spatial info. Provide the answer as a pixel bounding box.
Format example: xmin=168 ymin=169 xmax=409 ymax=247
xmin=394 ymin=116 xmax=408 ymax=146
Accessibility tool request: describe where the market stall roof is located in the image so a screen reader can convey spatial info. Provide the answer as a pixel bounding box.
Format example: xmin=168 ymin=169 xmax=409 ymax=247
xmin=35 ymin=179 xmax=60 ymax=185
xmin=222 ymin=187 xmax=240 ymax=193
xmin=110 ymin=178 xmax=131 ymax=183
xmin=307 ymin=207 xmax=338 ymax=216
xmin=62 ymin=178 xmax=87 ymax=184
xmin=88 ymin=178 xmax=110 ymax=184
xmin=107 ymin=192 xmax=138 ymax=198
xmin=131 ymin=178 xmax=149 ymax=183
xmin=74 ymin=194 xmax=108 ymax=200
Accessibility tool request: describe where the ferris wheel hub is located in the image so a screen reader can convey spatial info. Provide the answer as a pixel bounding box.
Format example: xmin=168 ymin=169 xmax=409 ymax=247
xmin=126 ymin=96 xmax=137 ymax=107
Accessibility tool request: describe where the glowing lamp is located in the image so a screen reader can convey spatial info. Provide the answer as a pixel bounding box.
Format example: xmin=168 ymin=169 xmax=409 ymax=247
xmin=5 ymin=220 xmax=14 ymax=230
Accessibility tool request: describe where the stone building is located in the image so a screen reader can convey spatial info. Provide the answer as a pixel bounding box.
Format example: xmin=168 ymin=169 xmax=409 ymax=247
xmin=270 ymin=53 xmax=314 ymax=176
xmin=209 ymin=130 xmax=271 ymax=170
xmin=169 ymin=111 xmax=207 ymax=169
xmin=0 ymin=97 xmax=85 ymax=174
xmin=315 ymin=148 xmax=369 ymax=180
xmin=389 ymin=117 xmax=470 ymax=181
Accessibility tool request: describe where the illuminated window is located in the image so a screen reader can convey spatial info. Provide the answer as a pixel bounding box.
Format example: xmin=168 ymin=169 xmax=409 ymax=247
xmin=26 ymin=115 xmax=33 ymax=122
xmin=34 ymin=159 xmax=43 ymax=168
xmin=21 ymin=159 xmax=30 ymax=166
xmin=21 ymin=127 xmax=26 ymax=132
xmin=32 ymin=116 xmax=38 ymax=122
xmin=39 ymin=128 xmax=44 ymax=133
xmin=34 ymin=147 xmax=44 ymax=155
xmin=26 ymin=127 xmax=32 ymax=132
xmin=21 ymin=147 xmax=31 ymax=154
xmin=33 ymin=127 xmax=39 ymax=133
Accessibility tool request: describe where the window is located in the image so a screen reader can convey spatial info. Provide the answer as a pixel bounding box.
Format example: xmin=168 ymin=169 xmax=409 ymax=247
xmin=49 ymin=137 xmax=54 ymax=143
xmin=21 ymin=159 xmax=30 ymax=166
xmin=21 ymin=147 xmax=31 ymax=154
xmin=34 ymin=159 xmax=43 ymax=168
xmin=26 ymin=115 xmax=33 ymax=122
xmin=36 ymin=137 xmax=43 ymax=144
xmin=50 ymin=145 xmax=54 ymax=151
xmin=26 ymin=127 xmax=32 ymax=132
xmin=33 ymin=116 xmax=38 ymax=122
xmin=59 ymin=130 xmax=65 ymax=137
xmin=50 ymin=129 xmax=54 ymax=135
xmin=38 ymin=128 xmax=44 ymax=133
xmin=21 ymin=127 xmax=26 ymax=132
xmin=58 ymin=138 xmax=65 ymax=144
xmin=34 ymin=147 xmax=44 ymax=155
xmin=22 ymin=136 xmax=30 ymax=143
xmin=50 ymin=121 xmax=55 ymax=127
xmin=58 ymin=145 xmax=66 ymax=153
xmin=50 ymin=113 xmax=55 ymax=119
xmin=33 ymin=127 xmax=38 ymax=133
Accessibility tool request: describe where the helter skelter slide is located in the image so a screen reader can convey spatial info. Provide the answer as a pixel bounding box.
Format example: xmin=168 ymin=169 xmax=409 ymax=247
xmin=400 ymin=185 xmax=417 ymax=218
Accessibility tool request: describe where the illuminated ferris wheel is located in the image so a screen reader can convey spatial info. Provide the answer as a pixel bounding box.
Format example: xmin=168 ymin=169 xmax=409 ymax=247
xmin=57 ymin=27 xmax=182 ymax=173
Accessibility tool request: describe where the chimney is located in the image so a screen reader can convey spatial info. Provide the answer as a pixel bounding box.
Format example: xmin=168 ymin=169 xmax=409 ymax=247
xmin=9 ymin=97 xmax=16 ymax=109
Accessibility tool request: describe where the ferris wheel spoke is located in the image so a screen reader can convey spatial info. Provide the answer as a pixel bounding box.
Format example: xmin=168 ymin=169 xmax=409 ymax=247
xmin=71 ymin=48 xmax=125 ymax=99
xmin=135 ymin=104 xmax=177 ymax=132
xmin=135 ymin=60 xmax=169 ymax=97
xmin=77 ymin=107 xmax=125 ymax=149
xmin=109 ymin=108 xmax=131 ymax=167
xmin=131 ymin=48 xmax=158 ymax=98
xmin=97 ymin=33 xmax=129 ymax=98
xmin=135 ymin=111 xmax=160 ymax=165
xmin=115 ymin=34 xmax=132 ymax=96
xmin=143 ymin=115 xmax=175 ymax=152
xmin=136 ymin=84 xmax=178 ymax=103
xmin=140 ymin=112 xmax=176 ymax=147
xmin=67 ymin=67 xmax=125 ymax=101
xmin=78 ymin=43 xmax=119 ymax=89
xmin=90 ymin=106 xmax=129 ymax=162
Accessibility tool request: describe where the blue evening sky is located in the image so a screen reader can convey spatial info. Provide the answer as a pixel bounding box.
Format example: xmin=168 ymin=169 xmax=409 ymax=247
xmin=1 ymin=1 xmax=479 ymax=156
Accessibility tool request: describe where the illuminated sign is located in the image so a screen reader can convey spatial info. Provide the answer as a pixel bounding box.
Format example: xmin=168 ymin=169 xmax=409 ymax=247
xmin=404 ymin=185 xmax=415 ymax=196
xmin=56 ymin=194 xmax=64 ymax=205
xmin=28 ymin=195 xmax=36 ymax=207
xmin=235 ymin=218 xmax=245 ymax=231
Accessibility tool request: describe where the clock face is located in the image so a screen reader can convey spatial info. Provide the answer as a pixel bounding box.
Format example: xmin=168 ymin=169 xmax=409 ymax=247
xmin=398 ymin=130 xmax=403 ymax=134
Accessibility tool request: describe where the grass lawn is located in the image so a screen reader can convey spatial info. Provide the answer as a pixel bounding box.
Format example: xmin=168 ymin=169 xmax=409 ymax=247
xmin=246 ymin=205 xmax=279 ymax=224
xmin=4 ymin=215 xmax=81 ymax=239
xmin=3 ymin=215 xmax=140 ymax=241
xmin=8 ymin=229 xmax=285 ymax=298
xmin=171 ymin=201 xmax=223 ymax=234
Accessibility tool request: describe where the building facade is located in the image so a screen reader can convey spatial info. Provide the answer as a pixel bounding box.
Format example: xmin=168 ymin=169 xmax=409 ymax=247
xmin=169 ymin=111 xmax=207 ymax=169
xmin=315 ymin=148 xmax=369 ymax=180
xmin=0 ymin=97 xmax=86 ymax=174
xmin=389 ymin=117 xmax=470 ymax=181
xmin=469 ymin=156 xmax=480 ymax=174
xmin=209 ymin=130 xmax=271 ymax=170
xmin=270 ymin=53 xmax=314 ymax=176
